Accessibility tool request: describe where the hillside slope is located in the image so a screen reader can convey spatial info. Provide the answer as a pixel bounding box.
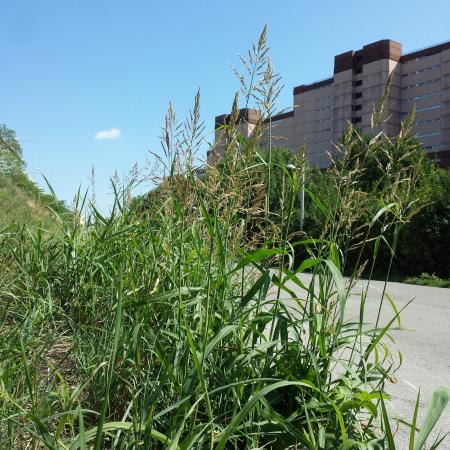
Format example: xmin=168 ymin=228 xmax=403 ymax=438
xmin=0 ymin=123 xmax=65 ymax=229
xmin=0 ymin=172 xmax=62 ymax=230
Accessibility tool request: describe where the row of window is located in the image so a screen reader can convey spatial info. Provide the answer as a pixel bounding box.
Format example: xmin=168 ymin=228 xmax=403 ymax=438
xmin=402 ymin=64 xmax=441 ymax=77
xmin=317 ymin=94 xmax=334 ymax=101
xmin=309 ymin=115 xmax=438 ymax=128
xmin=424 ymin=144 xmax=442 ymax=151
xmin=311 ymin=97 xmax=441 ymax=115
xmin=418 ymin=131 xmax=441 ymax=138
xmin=416 ymin=118 xmax=440 ymax=126
xmin=416 ymin=104 xmax=442 ymax=113
xmin=353 ymin=80 xmax=363 ymax=87
xmin=315 ymin=116 xmax=333 ymax=123
xmin=403 ymin=104 xmax=442 ymax=114
xmin=402 ymin=78 xmax=440 ymax=90
xmin=403 ymin=53 xmax=435 ymax=64
xmin=315 ymin=105 xmax=334 ymax=112
xmin=407 ymin=91 xmax=441 ymax=102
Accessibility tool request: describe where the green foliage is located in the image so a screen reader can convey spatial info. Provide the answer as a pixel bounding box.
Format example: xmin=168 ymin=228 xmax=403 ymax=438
xmin=0 ymin=172 xmax=394 ymax=448
xmin=0 ymin=124 xmax=68 ymax=230
xmin=1 ymin=138 xmax=447 ymax=447
xmin=0 ymin=29 xmax=448 ymax=449
xmin=0 ymin=171 xmax=66 ymax=230
xmin=261 ymin=146 xmax=296 ymax=211
xmin=338 ymin=135 xmax=450 ymax=278
xmin=0 ymin=124 xmax=24 ymax=176
xmin=404 ymin=273 xmax=450 ymax=289
xmin=265 ymin=123 xmax=450 ymax=278
xmin=252 ymin=147 xmax=334 ymax=240
xmin=397 ymin=168 xmax=450 ymax=278
xmin=380 ymin=387 xmax=450 ymax=450
xmin=338 ymin=124 xmax=427 ymax=194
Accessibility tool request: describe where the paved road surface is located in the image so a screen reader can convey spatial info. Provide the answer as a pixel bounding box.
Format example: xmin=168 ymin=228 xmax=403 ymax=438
xmin=274 ymin=274 xmax=450 ymax=448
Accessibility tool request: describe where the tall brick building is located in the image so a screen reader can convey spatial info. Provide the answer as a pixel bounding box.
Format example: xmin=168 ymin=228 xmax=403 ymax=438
xmin=213 ymin=39 xmax=450 ymax=167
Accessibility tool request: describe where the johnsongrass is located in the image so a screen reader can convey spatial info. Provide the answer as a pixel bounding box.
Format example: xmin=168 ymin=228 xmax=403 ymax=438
xmin=1 ymin=151 xmax=448 ymax=448
xmin=1 ymin=27 xmax=448 ymax=449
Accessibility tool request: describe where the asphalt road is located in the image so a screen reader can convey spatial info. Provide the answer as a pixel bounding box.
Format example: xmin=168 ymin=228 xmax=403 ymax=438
xmin=274 ymin=274 xmax=450 ymax=448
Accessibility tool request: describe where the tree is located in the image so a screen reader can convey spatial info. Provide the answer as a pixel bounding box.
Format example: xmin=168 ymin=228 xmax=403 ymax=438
xmin=335 ymin=122 xmax=450 ymax=278
xmin=397 ymin=168 xmax=450 ymax=278
xmin=0 ymin=124 xmax=24 ymax=175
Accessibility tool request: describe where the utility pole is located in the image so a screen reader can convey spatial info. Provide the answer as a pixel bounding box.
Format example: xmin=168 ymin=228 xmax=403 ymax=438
xmin=19 ymin=139 xmax=38 ymax=181
xmin=286 ymin=162 xmax=305 ymax=232
xmin=300 ymin=166 xmax=305 ymax=231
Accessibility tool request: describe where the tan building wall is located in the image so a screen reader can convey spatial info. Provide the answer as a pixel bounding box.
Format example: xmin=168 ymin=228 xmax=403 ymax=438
xmin=212 ymin=39 xmax=450 ymax=167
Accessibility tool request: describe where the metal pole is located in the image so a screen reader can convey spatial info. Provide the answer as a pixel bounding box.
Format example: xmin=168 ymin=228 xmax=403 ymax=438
xmin=33 ymin=144 xmax=36 ymax=181
xmin=286 ymin=163 xmax=305 ymax=232
xmin=19 ymin=139 xmax=37 ymax=180
xmin=300 ymin=167 xmax=305 ymax=231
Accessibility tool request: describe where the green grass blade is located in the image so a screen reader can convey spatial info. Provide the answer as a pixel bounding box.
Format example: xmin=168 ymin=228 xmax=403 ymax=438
xmin=409 ymin=390 xmax=420 ymax=450
xmin=380 ymin=394 xmax=396 ymax=449
xmin=414 ymin=387 xmax=450 ymax=450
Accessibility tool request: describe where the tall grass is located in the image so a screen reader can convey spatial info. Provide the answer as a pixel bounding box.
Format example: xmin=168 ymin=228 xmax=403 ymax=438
xmin=0 ymin=28 xmax=448 ymax=449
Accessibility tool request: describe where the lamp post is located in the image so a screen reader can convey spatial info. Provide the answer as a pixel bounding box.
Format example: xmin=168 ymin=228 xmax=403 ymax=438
xmin=19 ymin=139 xmax=37 ymax=181
xmin=286 ymin=163 xmax=305 ymax=232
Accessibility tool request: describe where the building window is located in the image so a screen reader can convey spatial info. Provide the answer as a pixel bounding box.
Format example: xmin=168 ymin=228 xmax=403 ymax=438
xmin=315 ymin=105 xmax=334 ymax=112
xmin=416 ymin=118 xmax=440 ymax=126
xmin=417 ymin=131 xmax=441 ymax=138
xmin=352 ymin=117 xmax=362 ymax=124
xmin=353 ymin=67 xmax=363 ymax=74
xmin=407 ymin=91 xmax=441 ymax=102
xmin=315 ymin=116 xmax=333 ymax=123
xmin=353 ymin=92 xmax=362 ymax=99
xmin=415 ymin=104 xmax=442 ymax=113
xmin=352 ymin=104 xmax=362 ymax=111
xmin=406 ymin=104 xmax=442 ymax=114
xmin=402 ymin=78 xmax=440 ymax=90
xmin=353 ymin=80 xmax=363 ymax=87
xmin=402 ymin=64 xmax=441 ymax=77
xmin=317 ymin=94 xmax=334 ymax=101
xmin=424 ymin=144 xmax=442 ymax=151
xmin=403 ymin=54 xmax=434 ymax=63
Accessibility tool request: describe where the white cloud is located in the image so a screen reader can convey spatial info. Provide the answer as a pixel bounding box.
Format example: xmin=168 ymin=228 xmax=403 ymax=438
xmin=94 ymin=128 xmax=121 ymax=140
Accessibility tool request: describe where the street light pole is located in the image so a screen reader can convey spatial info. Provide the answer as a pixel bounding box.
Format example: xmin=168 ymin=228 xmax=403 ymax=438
xmin=19 ymin=139 xmax=37 ymax=181
xmin=300 ymin=167 xmax=305 ymax=232
xmin=286 ymin=163 xmax=305 ymax=232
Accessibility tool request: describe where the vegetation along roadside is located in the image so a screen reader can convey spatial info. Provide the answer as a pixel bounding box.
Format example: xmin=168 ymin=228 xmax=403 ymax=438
xmin=0 ymin=27 xmax=449 ymax=449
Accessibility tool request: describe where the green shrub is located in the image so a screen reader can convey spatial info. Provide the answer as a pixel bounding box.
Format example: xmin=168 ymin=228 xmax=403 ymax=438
xmin=397 ymin=168 xmax=450 ymax=278
xmin=404 ymin=273 xmax=450 ymax=288
xmin=264 ymin=124 xmax=450 ymax=279
xmin=0 ymin=124 xmax=24 ymax=176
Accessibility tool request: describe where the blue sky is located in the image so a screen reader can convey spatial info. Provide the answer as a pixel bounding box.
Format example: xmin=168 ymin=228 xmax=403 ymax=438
xmin=2 ymin=0 xmax=450 ymax=211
